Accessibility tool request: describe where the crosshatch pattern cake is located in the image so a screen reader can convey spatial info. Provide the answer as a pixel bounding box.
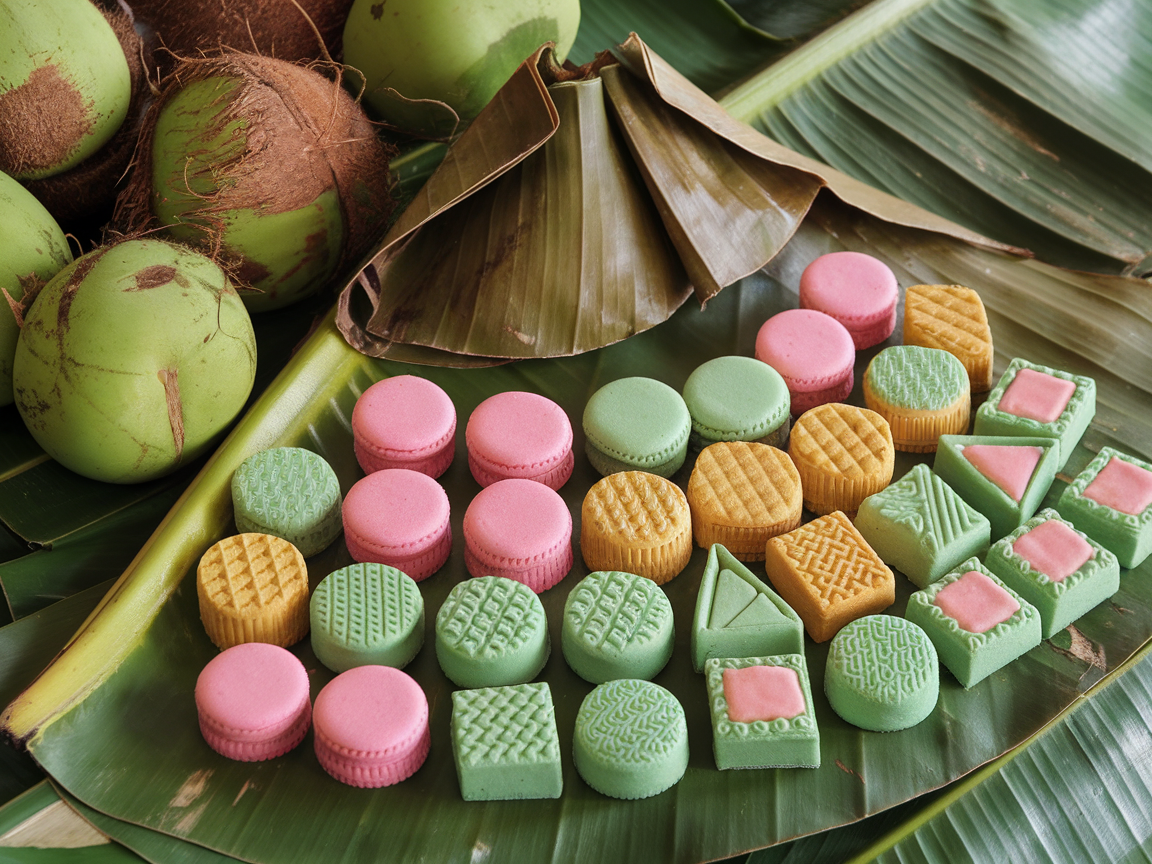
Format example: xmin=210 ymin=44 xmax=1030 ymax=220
xmin=788 ymin=403 xmax=895 ymax=515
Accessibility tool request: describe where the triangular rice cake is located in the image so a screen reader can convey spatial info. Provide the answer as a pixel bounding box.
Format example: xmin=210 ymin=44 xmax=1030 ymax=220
xmin=962 ymin=444 xmax=1042 ymax=503
xmin=708 ymin=568 xmax=758 ymax=629
xmin=726 ymin=592 xmax=792 ymax=629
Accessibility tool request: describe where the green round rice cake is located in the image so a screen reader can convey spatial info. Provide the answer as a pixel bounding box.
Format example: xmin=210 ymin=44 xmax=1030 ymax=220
xmin=582 ymin=377 xmax=691 ymax=478
xmin=231 ymin=447 xmax=342 ymax=557
xmin=682 ymin=356 xmax=790 ymax=449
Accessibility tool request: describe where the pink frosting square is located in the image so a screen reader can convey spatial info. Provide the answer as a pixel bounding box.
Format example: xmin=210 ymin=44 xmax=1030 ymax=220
xmin=1083 ymin=456 xmax=1152 ymax=516
xmin=934 ymin=570 xmax=1020 ymax=634
xmin=722 ymin=666 xmax=806 ymax=723
xmin=1012 ymin=519 xmax=1093 ymax=582
xmin=998 ymin=368 xmax=1076 ymax=423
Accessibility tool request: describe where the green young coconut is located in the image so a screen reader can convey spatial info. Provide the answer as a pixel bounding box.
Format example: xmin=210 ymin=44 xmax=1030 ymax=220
xmin=343 ymin=0 xmax=581 ymax=129
xmin=12 ymin=238 xmax=257 ymax=484
xmin=0 ymin=0 xmax=132 ymax=180
xmin=116 ymin=54 xmax=395 ymax=313
xmin=0 ymin=170 xmax=73 ymax=407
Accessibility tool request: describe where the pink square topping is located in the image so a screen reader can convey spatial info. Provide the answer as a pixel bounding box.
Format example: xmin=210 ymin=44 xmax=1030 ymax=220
xmin=723 ymin=665 xmax=805 ymax=723
xmin=1012 ymin=518 xmax=1093 ymax=582
xmin=998 ymin=368 xmax=1076 ymax=423
xmin=1083 ymin=456 xmax=1152 ymax=516
xmin=934 ymin=570 xmax=1020 ymax=634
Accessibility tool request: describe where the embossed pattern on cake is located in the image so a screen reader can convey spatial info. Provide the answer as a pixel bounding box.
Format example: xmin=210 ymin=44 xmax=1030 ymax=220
xmin=902 ymin=284 xmax=993 ymax=392
xmin=687 ymin=441 xmax=802 ymax=560
xmin=197 ymin=533 xmax=309 ymax=649
xmin=581 ymin=471 xmax=693 ymax=584
xmin=788 ymin=403 xmax=894 ymax=515
xmin=855 ymin=463 xmax=990 ymax=588
xmin=764 ymin=511 xmax=894 ymax=642
xmin=451 ymin=683 xmax=563 ymax=800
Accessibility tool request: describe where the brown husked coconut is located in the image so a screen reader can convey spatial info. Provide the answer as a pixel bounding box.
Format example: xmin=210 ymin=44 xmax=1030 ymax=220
xmin=115 ymin=53 xmax=396 ymax=311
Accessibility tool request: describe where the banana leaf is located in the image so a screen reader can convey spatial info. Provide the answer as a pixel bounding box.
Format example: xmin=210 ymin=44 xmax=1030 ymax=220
xmin=4 ymin=183 xmax=1152 ymax=861
xmin=720 ymin=0 xmax=1152 ymax=275
xmin=0 ymin=782 xmax=128 ymax=862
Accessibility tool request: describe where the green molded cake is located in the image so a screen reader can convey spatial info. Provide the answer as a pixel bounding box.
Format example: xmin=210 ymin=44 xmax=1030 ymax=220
xmin=231 ymin=447 xmax=342 ymax=557
xmin=906 ymin=558 xmax=1041 ymax=688
xmin=562 ymin=570 xmax=674 ymax=684
xmin=974 ymin=358 xmax=1096 ymax=467
xmin=582 ymin=377 xmax=691 ymax=478
xmin=681 ymin=356 xmax=791 ymax=450
xmin=704 ymin=655 xmax=819 ymax=770
xmin=691 ymin=544 xmax=803 ymax=672
xmin=933 ymin=435 xmax=1060 ymax=539
xmin=854 ymin=463 xmax=990 ymax=588
xmin=863 ymin=345 xmax=970 ymax=453
xmin=1056 ymin=448 xmax=1152 ymax=569
xmin=450 ymin=683 xmax=562 ymax=801
xmin=435 ymin=576 xmax=550 ymax=688
xmin=310 ymin=563 xmax=424 ymax=672
xmin=985 ymin=508 xmax=1121 ymax=637
xmin=824 ymin=615 xmax=939 ymax=732
xmin=572 ymin=679 xmax=688 ymax=800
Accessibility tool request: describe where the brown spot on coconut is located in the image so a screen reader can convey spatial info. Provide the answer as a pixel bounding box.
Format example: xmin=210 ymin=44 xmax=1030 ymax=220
xmin=0 ymin=66 xmax=94 ymax=178
xmin=131 ymin=265 xmax=179 ymax=291
xmin=114 ymin=53 xmax=396 ymax=312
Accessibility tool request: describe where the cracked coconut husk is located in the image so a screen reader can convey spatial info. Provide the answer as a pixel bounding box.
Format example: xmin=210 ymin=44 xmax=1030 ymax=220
xmin=114 ymin=52 xmax=396 ymax=298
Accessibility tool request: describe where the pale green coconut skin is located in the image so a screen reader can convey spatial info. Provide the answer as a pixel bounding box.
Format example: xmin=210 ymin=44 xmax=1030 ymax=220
xmin=344 ymin=0 xmax=581 ymax=123
xmin=0 ymin=171 xmax=72 ymax=407
xmin=13 ymin=239 xmax=257 ymax=484
xmin=150 ymin=77 xmax=345 ymax=312
xmin=0 ymin=0 xmax=131 ymax=179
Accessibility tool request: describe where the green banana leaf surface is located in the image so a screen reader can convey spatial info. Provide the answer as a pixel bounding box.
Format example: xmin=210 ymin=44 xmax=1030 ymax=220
xmin=6 ymin=189 xmax=1152 ymax=862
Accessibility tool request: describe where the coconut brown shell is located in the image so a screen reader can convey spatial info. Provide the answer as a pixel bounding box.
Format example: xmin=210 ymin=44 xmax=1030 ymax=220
xmin=115 ymin=53 xmax=395 ymax=298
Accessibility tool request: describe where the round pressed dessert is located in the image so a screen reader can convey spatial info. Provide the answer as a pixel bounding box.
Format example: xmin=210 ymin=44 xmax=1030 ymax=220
xmin=799 ymin=251 xmax=899 ymax=349
xmin=231 ymin=447 xmax=342 ymax=557
xmin=582 ymin=377 xmax=691 ymax=478
xmin=195 ymin=642 xmax=311 ymax=761
xmin=341 ymin=469 xmax=451 ymax=582
xmin=863 ymin=345 xmax=970 ymax=452
xmin=313 ymin=665 xmax=430 ymax=787
xmin=352 ymin=375 xmax=456 ymax=477
xmin=462 ymin=478 xmax=573 ymax=592
xmin=435 ymin=575 xmax=550 ymax=688
xmin=755 ymin=309 xmax=855 ymax=415
xmin=788 ymin=403 xmax=894 ymax=516
xmin=682 ymin=355 xmax=791 ymax=450
xmin=466 ymin=391 xmax=574 ymax=489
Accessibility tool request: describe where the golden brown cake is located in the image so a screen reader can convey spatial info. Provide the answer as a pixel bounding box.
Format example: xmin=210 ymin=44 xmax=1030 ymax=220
xmin=788 ymin=403 xmax=894 ymax=515
xmin=902 ymin=284 xmax=994 ymax=392
xmin=581 ymin=471 xmax=692 ymax=585
xmin=764 ymin=511 xmax=895 ymax=642
xmin=197 ymin=533 xmax=309 ymax=649
xmin=687 ymin=442 xmax=802 ymax=560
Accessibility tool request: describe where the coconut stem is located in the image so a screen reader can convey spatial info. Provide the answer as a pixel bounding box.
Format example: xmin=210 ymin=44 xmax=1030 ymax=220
xmin=157 ymin=368 xmax=185 ymax=460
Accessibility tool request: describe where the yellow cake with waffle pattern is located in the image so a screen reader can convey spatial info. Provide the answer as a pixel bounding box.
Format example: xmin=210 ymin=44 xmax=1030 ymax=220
xmin=581 ymin=471 xmax=692 ymax=585
xmin=902 ymin=284 xmax=994 ymax=392
xmin=687 ymin=442 xmax=802 ymax=560
xmin=197 ymin=533 xmax=309 ymax=649
xmin=764 ymin=511 xmax=894 ymax=642
xmin=789 ymin=403 xmax=894 ymax=516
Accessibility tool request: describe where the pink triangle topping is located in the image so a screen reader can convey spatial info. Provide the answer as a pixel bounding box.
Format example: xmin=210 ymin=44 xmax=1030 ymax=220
xmin=961 ymin=444 xmax=1043 ymax=502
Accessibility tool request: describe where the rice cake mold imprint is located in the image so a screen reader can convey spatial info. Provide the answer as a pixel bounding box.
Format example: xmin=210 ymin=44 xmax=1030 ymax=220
xmin=435 ymin=576 xmax=550 ymax=689
xmin=1056 ymin=448 xmax=1152 ymax=569
xmin=581 ymin=471 xmax=693 ymax=585
xmin=905 ymin=558 xmax=1042 ymax=688
xmin=682 ymin=356 xmax=791 ymax=451
xmin=231 ymin=447 xmax=343 ymax=557
xmin=562 ymin=570 xmax=675 ymax=684
xmin=572 ymin=679 xmax=689 ymax=800
xmin=764 ymin=512 xmax=895 ymax=643
xmin=754 ymin=309 xmax=855 ymax=415
xmin=863 ymin=345 xmax=971 ymax=453
xmin=798 ymin=251 xmax=899 ymax=349
xmin=582 ymin=377 xmax=691 ymax=478
xmin=691 ymin=544 xmax=804 ymax=673
xmin=705 ymin=655 xmax=819 ymax=769
xmin=854 ymin=463 xmax=990 ymax=589
xmin=687 ymin=441 xmax=803 ymax=561
xmin=310 ymin=563 xmax=424 ymax=672
xmin=466 ymin=391 xmax=574 ymax=489
xmin=901 ymin=284 xmax=994 ymax=392
xmin=351 ymin=375 xmax=457 ymax=477
xmin=933 ymin=435 xmax=1060 ymax=541
xmin=451 ymin=683 xmax=563 ymax=801
xmin=788 ymin=403 xmax=894 ymax=516
xmin=974 ymin=359 xmax=1096 ymax=468
xmin=986 ymin=508 xmax=1121 ymax=638
xmin=824 ymin=615 xmax=939 ymax=732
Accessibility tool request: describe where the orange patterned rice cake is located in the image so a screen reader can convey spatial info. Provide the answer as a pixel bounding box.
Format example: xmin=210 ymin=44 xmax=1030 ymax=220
xmin=788 ymin=403 xmax=894 ymax=516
